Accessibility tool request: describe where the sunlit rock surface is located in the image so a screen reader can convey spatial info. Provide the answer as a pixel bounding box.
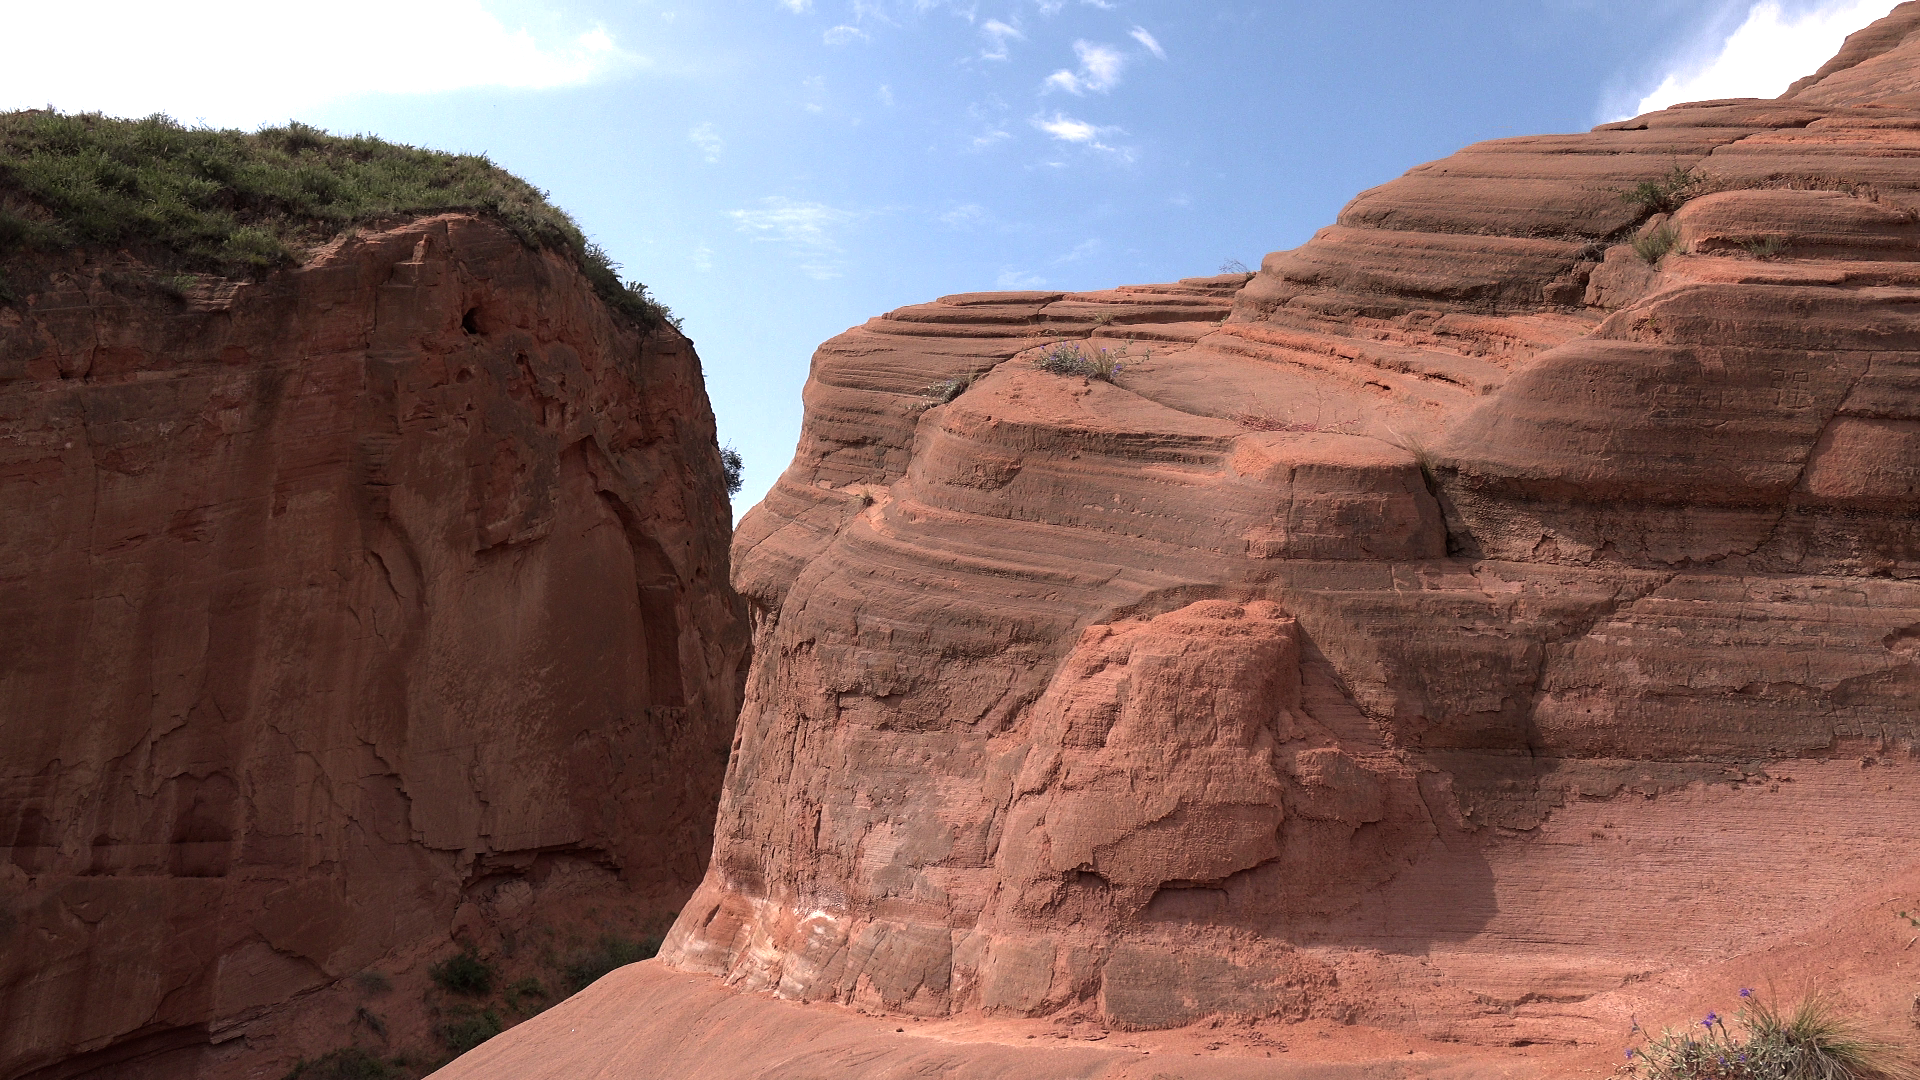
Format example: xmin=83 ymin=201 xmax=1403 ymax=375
xmin=478 ymin=5 xmax=1920 ymax=1077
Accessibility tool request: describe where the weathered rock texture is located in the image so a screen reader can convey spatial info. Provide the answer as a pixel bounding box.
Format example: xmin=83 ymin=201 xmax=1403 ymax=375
xmin=440 ymin=855 xmax=1920 ymax=1079
xmin=583 ymin=6 xmax=1920 ymax=1072
xmin=0 ymin=214 xmax=746 ymax=1078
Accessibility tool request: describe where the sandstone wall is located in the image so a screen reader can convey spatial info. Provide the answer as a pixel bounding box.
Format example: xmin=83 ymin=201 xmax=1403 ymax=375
xmin=656 ymin=4 xmax=1920 ymax=1051
xmin=0 ymin=215 xmax=747 ymax=1077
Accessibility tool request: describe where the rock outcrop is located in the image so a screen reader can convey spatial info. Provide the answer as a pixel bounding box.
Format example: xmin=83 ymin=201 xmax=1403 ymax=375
xmin=522 ymin=7 xmax=1920 ymax=1075
xmin=0 ymin=215 xmax=747 ymax=1077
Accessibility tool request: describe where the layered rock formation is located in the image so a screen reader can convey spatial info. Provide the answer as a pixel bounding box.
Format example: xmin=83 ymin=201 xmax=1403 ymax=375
xmin=0 ymin=215 xmax=746 ymax=1077
xmin=545 ymin=6 xmax=1920 ymax=1074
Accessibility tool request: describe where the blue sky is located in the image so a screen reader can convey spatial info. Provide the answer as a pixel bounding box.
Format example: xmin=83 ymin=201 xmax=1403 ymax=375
xmin=3 ymin=0 xmax=1897 ymax=511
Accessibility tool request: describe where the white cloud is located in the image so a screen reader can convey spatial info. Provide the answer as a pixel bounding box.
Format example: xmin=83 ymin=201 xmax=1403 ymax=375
xmin=1629 ymin=0 xmax=1897 ymax=116
xmin=728 ymin=197 xmax=861 ymax=280
xmin=1130 ymin=26 xmax=1165 ymax=59
xmin=849 ymin=0 xmax=898 ymax=26
xmin=939 ymin=203 xmax=991 ymax=228
xmin=692 ymin=243 xmax=714 ymax=272
xmin=1052 ymin=238 xmax=1101 ymax=264
xmin=972 ymin=128 xmax=1012 ymax=149
xmin=996 ymin=268 xmax=1048 ymax=288
xmin=1033 ymin=112 xmax=1100 ymax=142
xmin=1031 ymin=111 xmax=1131 ymax=159
xmin=689 ymin=123 xmax=724 ymax=163
xmin=1044 ymin=40 xmax=1126 ymax=95
xmin=981 ymin=18 xmax=1024 ymax=60
xmin=780 ymin=0 xmax=812 ymax=11
xmin=824 ymin=24 xmax=870 ymax=43
xmin=0 ymin=1 xmax=636 ymax=129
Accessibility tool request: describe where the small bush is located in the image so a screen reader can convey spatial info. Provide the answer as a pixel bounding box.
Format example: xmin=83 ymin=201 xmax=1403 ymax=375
xmin=1634 ymin=225 xmax=1682 ymax=265
xmin=428 ymin=948 xmax=495 ymax=997
xmin=1622 ymin=165 xmax=1705 ymax=215
xmin=504 ymin=976 xmax=547 ymax=1013
xmin=922 ymin=373 xmax=976 ymax=404
xmin=562 ymin=933 xmax=660 ymax=994
xmin=1742 ymin=235 xmax=1789 ymax=260
xmin=1628 ymin=989 xmax=1917 ymax=1080
xmin=352 ymin=1006 xmax=387 ymax=1038
xmin=281 ymin=1048 xmax=399 ymax=1080
xmin=352 ymin=970 xmax=391 ymax=996
xmin=1387 ymin=428 xmax=1438 ymax=493
xmin=437 ymin=1007 xmax=502 ymax=1055
xmin=1034 ymin=340 xmax=1142 ymax=382
xmin=720 ymin=443 xmax=744 ymax=497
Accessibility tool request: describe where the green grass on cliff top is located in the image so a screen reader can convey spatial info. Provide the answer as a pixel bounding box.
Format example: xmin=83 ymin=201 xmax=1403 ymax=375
xmin=0 ymin=110 xmax=675 ymax=327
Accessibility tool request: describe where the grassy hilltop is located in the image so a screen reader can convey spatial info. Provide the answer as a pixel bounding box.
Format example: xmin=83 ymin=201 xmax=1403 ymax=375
xmin=0 ymin=110 xmax=673 ymax=326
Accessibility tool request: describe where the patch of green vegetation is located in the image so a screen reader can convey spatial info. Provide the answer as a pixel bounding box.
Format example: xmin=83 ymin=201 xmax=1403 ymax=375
xmin=562 ymin=933 xmax=661 ymax=994
xmin=1742 ymin=235 xmax=1789 ymax=260
xmin=1621 ymin=164 xmax=1706 ymax=215
xmin=1628 ymin=989 xmax=1917 ymax=1080
xmin=281 ymin=1047 xmax=401 ymax=1080
xmin=437 ymin=1006 xmax=503 ymax=1055
xmin=504 ymin=976 xmax=548 ymax=1013
xmin=1633 ymin=224 xmax=1683 ymax=265
xmin=0 ymin=110 xmax=676 ymax=328
xmin=1034 ymin=340 xmax=1142 ymax=382
xmin=720 ymin=443 xmax=744 ymax=497
xmin=428 ymin=948 xmax=495 ymax=997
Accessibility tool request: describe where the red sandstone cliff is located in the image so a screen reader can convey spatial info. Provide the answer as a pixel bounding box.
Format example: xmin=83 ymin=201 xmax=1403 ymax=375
xmin=0 ymin=214 xmax=746 ymax=1077
xmin=460 ymin=8 xmax=1920 ymax=1079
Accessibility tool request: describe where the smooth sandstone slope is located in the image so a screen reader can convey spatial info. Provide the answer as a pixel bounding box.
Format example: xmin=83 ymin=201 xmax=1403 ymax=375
xmin=0 ymin=214 xmax=748 ymax=1078
xmin=450 ymin=7 xmax=1920 ymax=1078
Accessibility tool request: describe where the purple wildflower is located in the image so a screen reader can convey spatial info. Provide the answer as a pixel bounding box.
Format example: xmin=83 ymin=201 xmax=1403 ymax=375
xmin=1702 ymin=1012 xmax=1718 ymax=1028
xmin=1739 ymin=988 xmax=1753 ymax=999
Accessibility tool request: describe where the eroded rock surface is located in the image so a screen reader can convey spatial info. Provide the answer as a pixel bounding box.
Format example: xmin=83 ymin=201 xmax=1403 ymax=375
xmin=626 ymin=6 xmax=1920 ymax=1066
xmin=0 ymin=215 xmax=747 ymax=1077
xmin=437 ymin=855 xmax=1920 ymax=1079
